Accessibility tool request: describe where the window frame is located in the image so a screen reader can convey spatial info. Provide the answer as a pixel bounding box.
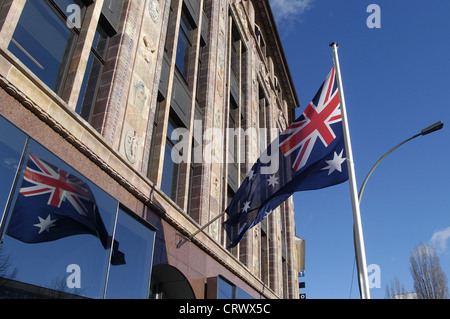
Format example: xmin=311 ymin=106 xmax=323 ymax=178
xmin=161 ymin=112 xmax=184 ymax=202
xmin=8 ymin=0 xmax=86 ymax=96
xmin=75 ymin=22 xmax=110 ymax=122
xmin=175 ymin=6 xmax=194 ymax=81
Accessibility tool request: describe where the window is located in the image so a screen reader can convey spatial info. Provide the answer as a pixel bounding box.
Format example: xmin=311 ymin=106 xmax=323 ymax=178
xmin=0 ymin=118 xmax=27 ymax=232
xmin=161 ymin=114 xmax=182 ymax=201
xmin=258 ymin=84 xmax=267 ymax=152
xmin=260 ymin=203 xmax=269 ymax=285
xmin=104 ymin=207 xmax=156 ymax=298
xmin=225 ymin=187 xmax=238 ymax=256
xmin=175 ymin=9 xmax=193 ymax=80
xmin=164 ymin=5 xmax=174 ymax=52
xmin=76 ymin=24 xmax=109 ymax=122
xmin=228 ymin=97 xmax=239 ymax=164
xmin=231 ymin=23 xmax=240 ymax=79
xmin=227 ymin=97 xmax=239 ymax=192
xmin=8 ymin=0 xmax=85 ymax=95
xmin=148 ymin=99 xmax=161 ymax=183
xmin=2 ymin=139 xmax=117 ymax=298
xmin=255 ymin=24 xmax=266 ymax=57
xmin=231 ymin=39 xmax=239 ymax=78
xmin=195 ymin=45 xmax=203 ymax=101
xmin=274 ymin=76 xmax=282 ymax=104
xmin=8 ymin=1 xmax=120 ymax=127
xmin=216 ymin=276 xmax=253 ymax=299
xmin=218 ymin=276 xmax=236 ymax=299
xmin=229 ymin=22 xmax=241 ymax=113
xmin=260 ymin=225 xmax=269 ymax=285
xmin=187 ymin=107 xmax=202 ymax=215
xmin=0 ymin=116 xmax=156 ymax=299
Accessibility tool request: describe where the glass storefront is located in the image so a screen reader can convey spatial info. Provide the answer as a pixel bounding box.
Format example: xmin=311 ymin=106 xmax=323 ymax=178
xmin=0 ymin=116 xmax=156 ymax=299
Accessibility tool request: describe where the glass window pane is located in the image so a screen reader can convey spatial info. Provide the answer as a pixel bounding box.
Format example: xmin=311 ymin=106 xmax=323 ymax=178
xmin=53 ymin=0 xmax=84 ymax=15
xmin=161 ymin=117 xmax=180 ymax=200
xmin=175 ymin=31 xmax=187 ymax=76
xmin=0 ymin=117 xmax=27 ymax=222
xmin=166 ymin=118 xmax=178 ymax=143
xmin=75 ymin=52 xmax=95 ymax=118
xmin=180 ymin=14 xmax=190 ymax=34
xmin=217 ymin=276 xmax=253 ymax=299
xmin=105 ymin=209 xmax=155 ymax=299
xmin=236 ymin=287 xmax=254 ymax=299
xmin=75 ymin=25 xmax=108 ymax=120
xmin=218 ymin=277 xmax=235 ymax=299
xmin=161 ymin=142 xmax=175 ymax=199
xmin=8 ymin=1 xmax=76 ymax=93
xmin=1 ymin=141 xmax=118 ymax=299
xmin=91 ymin=26 xmax=109 ymax=58
xmin=175 ymin=12 xmax=192 ymax=79
xmin=76 ymin=53 xmax=103 ymax=120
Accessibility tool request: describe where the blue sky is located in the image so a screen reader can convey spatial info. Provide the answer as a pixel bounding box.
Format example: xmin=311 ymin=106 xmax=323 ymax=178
xmin=269 ymin=0 xmax=450 ymax=298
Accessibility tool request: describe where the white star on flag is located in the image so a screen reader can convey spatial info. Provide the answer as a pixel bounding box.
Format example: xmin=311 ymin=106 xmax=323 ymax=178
xmin=242 ymin=201 xmax=251 ymax=213
xmin=267 ymin=174 xmax=279 ymax=187
xmin=34 ymin=214 xmax=57 ymax=234
xmin=322 ymin=149 xmax=346 ymax=175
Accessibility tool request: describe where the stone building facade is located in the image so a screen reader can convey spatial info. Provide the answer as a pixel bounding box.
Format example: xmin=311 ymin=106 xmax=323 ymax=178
xmin=0 ymin=0 xmax=300 ymax=299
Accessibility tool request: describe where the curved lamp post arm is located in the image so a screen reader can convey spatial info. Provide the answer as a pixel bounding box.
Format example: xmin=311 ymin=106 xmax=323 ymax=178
xmin=358 ymin=121 xmax=444 ymax=204
xmin=358 ymin=133 xmax=420 ymax=203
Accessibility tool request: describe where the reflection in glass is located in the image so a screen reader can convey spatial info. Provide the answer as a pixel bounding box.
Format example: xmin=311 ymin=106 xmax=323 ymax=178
xmin=217 ymin=276 xmax=254 ymax=299
xmin=0 ymin=116 xmax=156 ymax=299
xmin=76 ymin=25 xmax=109 ymax=121
xmin=0 ymin=117 xmax=28 ymax=290
xmin=1 ymin=141 xmax=117 ymax=299
xmin=8 ymin=0 xmax=79 ymax=94
xmin=0 ymin=117 xmax=27 ymax=223
xmin=175 ymin=12 xmax=192 ymax=79
xmin=105 ymin=209 xmax=155 ymax=298
xmin=161 ymin=118 xmax=179 ymax=201
xmin=218 ymin=277 xmax=235 ymax=299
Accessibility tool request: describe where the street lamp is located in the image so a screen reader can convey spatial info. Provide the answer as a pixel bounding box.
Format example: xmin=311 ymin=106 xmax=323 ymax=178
xmin=358 ymin=121 xmax=444 ymax=203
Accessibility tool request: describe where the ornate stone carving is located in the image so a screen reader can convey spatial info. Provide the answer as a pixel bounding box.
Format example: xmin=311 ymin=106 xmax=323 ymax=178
xmin=216 ymin=53 xmax=225 ymax=97
xmin=132 ymin=80 xmax=148 ymax=114
xmin=124 ymin=128 xmax=139 ymax=164
xmin=141 ymin=35 xmax=156 ymax=65
xmin=148 ymin=0 xmax=160 ymax=23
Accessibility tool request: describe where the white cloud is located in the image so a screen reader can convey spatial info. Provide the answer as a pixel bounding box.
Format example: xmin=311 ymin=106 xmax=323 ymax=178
xmin=269 ymin=0 xmax=314 ymax=22
xmin=430 ymin=227 xmax=450 ymax=253
xmin=269 ymin=0 xmax=314 ymax=36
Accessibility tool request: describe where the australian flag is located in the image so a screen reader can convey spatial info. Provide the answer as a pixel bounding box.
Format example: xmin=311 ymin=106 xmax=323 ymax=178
xmin=6 ymin=153 xmax=125 ymax=265
xmin=224 ymin=67 xmax=349 ymax=248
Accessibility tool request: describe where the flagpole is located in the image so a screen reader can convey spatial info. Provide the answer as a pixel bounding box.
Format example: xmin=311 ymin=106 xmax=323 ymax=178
xmin=176 ymin=211 xmax=227 ymax=248
xmin=330 ymin=42 xmax=371 ymax=299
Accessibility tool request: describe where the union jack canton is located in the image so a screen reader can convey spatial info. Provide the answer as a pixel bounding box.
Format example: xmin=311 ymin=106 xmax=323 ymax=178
xmin=280 ymin=66 xmax=342 ymax=172
xmin=20 ymin=153 xmax=92 ymax=216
